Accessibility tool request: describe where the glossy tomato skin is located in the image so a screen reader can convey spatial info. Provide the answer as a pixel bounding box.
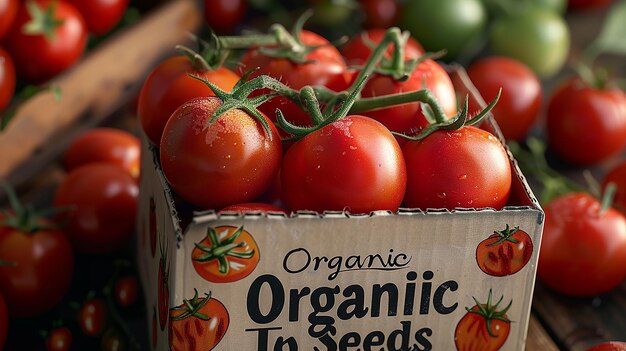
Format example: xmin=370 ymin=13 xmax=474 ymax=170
xmin=63 ymin=128 xmax=141 ymax=178
xmin=6 ymin=0 xmax=87 ymax=83
xmin=341 ymin=28 xmax=424 ymax=66
xmin=239 ymin=30 xmax=349 ymax=128
xmin=67 ymin=0 xmax=128 ymax=36
xmin=403 ymin=126 xmax=512 ymax=210
xmin=282 ymin=115 xmax=406 ymax=213
xmin=490 ymin=7 xmax=569 ymax=78
xmin=454 ymin=304 xmax=511 ymax=351
xmin=0 ymin=294 xmax=6 ymax=349
xmin=114 ymin=275 xmax=139 ymax=307
xmin=538 ymin=193 xmax=626 ymax=297
xmin=360 ymin=0 xmax=399 ymax=29
xmin=0 ymin=0 xmax=18 ymax=41
xmin=138 ymin=56 xmax=240 ymax=145
xmin=169 ymin=292 xmax=229 ymax=351
xmin=53 ymin=163 xmax=139 ymax=254
xmin=360 ymin=59 xmax=457 ymax=144
xmin=603 ymin=162 xmax=626 ymax=215
xmin=467 ymin=56 xmax=542 ymax=141
xmin=400 ymin=0 xmax=486 ymax=60
xmin=0 ymin=47 xmax=15 ymax=113
xmin=79 ymin=298 xmax=107 ymax=336
xmin=46 ymin=327 xmax=72 ymax=351
xmin=586 ymin=342 xmax=626 ymax=351
xmin=0 ymin=222 xmax=74 ymax=318
xmin=160 ymin=97 xmax=282 ymax=210
xmin=476 ymin=226 xmax=533 ymax=276
xmin=203 ymin=0 xmax=246 ymax=34
xmin=546 ymin=78 xmax=626 ymax=165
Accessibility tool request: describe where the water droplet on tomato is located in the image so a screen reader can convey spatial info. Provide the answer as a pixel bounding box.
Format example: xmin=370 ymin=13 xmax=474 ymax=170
xmin=225 ymin=155 xmax=231 ymax=159
xmin=458 ymin=174 xmax=467 ymax=180
xmin=437 ymin=192 xmax=446 ymax=199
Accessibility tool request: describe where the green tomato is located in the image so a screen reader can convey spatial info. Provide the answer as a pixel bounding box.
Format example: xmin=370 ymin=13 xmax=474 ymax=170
xmin=400 ymin=0 xmax=487 ymax=61
xmin=531 ymin=0 xmax=568 ymax=13
xmin=490 ymin=7 xmax=570 ymax=78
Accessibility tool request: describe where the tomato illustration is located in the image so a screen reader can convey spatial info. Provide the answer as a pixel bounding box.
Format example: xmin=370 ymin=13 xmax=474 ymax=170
xmin=476 ymin=225 xmax=533 ymax=276
xmin=149 ymin=197 xmax=157 ymax=258
xmin=169 ymin=289 xmax=229 ymax=351
xmin=455 ymin=290 xmax=512 ymax=351
xmin=157 ymin=239 xmax=170 ymax=331
xmin=192 ymin=226 xmax=260 ymax=283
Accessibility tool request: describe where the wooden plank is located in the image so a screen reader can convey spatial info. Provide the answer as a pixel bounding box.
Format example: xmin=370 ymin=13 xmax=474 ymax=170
xmin=526 ymin=314 xmax=560 ymax=351
xmin=0 ymin=0 xmax=202 ymax=187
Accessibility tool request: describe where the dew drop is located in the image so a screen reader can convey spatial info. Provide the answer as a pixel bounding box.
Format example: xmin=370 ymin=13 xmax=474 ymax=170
xmin=437 ymin=192 xmax=447 ymax=199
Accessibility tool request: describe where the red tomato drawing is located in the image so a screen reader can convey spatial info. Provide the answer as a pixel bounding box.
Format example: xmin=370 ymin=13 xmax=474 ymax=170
xmin=455 ymin=290 xmax=512 ymax=351
xmin=476 ymin=225 xmax=533 ymax=276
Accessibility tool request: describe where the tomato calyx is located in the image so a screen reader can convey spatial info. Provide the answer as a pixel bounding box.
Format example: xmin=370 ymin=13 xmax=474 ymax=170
xmin=0 ymin=183 xmax=65 ymax=234
xmin=175 ymin=34 xmax=230 ymax=72
xmin=22 ymin=0 xmax=65 ymax=41
xmin=486 ymin=224 xmax=520 ymax=246
xmin=466 ymin=289 xmax=512 ymax=337
xmin=193 ymin=226 xmax=255 ymax=274
xmin=170 ymin=289 xmax=212 ymax=321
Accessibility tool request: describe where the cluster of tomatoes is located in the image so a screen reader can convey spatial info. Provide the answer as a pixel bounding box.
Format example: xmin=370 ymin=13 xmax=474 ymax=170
xmin=0 ymin=0 xmax=129 ymax=115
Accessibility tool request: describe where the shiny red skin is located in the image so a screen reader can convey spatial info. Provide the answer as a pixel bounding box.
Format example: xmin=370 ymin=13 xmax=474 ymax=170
xmin=160 ymin=97 xmax=282 ymax=210
xmin=282 ymin=115 xmax=406 ymax=213
xmin=467 ymin=56 xmax=542 ymax=141
xmin=546 ymin=78 xmax=626 ymax=165
xmin=538 ymin=193 xmax=626 ymax=297
xmin=341 ymin=28 xmax=424 ymax=66
xmin=587 ymin=342 xmax=626 ymax=351
xmin=0 ymin=222 xmax=73 ymax=318
xmin=0 ymin=294 xmax=6 ymax=349
xmin=361 ymin=59 xmax=457 ymax=146
xmin=0 ymin=0 xmax=18 ymax=41
xmin=63 ymin=127 xmax=141 ymax=178
xmin=603 ymin=161 xmax=626 ymax=215
xmin=53 ymin=163 xmax=139 ymax=254
xmin=403 ymin=126 xmax=512 ymax=210
xmin=568 ymin=0 xmax=614 ymax=10
xmin=220 ymin=203 xmax=288 ymax=214
xmin=79 ymin=299 xmax=107 ymax=336
xmin=203 ymin=0 xmax=246 ymax=34
xmin=46 ymin=327 xmax=72 ymax=351
xmin=0 ymin=47 xmax=15 ymax=112
xmin=67 ymin=0 xmax=128 ymax=35
xmin=5 ymin=0 xmax=87 ymax=83
xmin=360 ymin=0 xmax=399 ymax=29
xmin=114 ymin=275 xmax=139 ymax=307
xmin=239 ymin=30 xmax=349 ymax=129
xmin=138 ymin=56 xmax=240 ymax=145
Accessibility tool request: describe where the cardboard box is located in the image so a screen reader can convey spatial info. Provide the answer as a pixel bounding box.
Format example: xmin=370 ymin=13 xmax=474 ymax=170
xmin=137 ymin=67 xmax=544 ymax=351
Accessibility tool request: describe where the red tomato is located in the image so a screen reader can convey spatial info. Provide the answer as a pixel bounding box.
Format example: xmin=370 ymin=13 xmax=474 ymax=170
xmin=546 ymin=77 xmax=626 ymax=165
xmin=538 ymin=192 xmax=626 ymax=297
xmin=160 ymin=96 xmax=282 ymax=210
xmin=0 ymin=294 xmax=6 ymax=349
xmin=467 ymin=56 xmax=542 ymax=141
xmin=454 ymin=291 xmax=511 ymax=351
xmin=0 ymin=0 xmax=18 ymax=41
xmin=603 ymin=161 xmax=626 ymax=215
xmin=0 ymin=47 xmax=15 ymax=113
xmin=46 ymin=327 xmax=72 ymax=351
xmin=360 ymin=59 xmax=457 ymax=145
xmin=360 ymin=0 xmax=399 ymax=29
xmin=158 ymin=245 xmax=169 ymax=331
xmin=220 ymin=203 xmax=287 ymax=214
xmin=476 ymin=225 xmax=533 ymax=276
xmin=100 ymin=327 xmax=126 ymax=351
xmin=403 ymin=126 xmax=512 ymax=210
xmin=67 ymin=0 xmax=128 ymax=36
xmin=203 ymin=0 xmax=246 ymax=34
xmin=239 ymin=30 xmax=349 ymax=129
xmin=114 ymin=275 xmax=138 ymax=307
xmin=53 ymin=163 xmax=138 ymax=254
xmin=63 ymin=128 xmax=141 ymax=178
xmin=282 ymin=115 xmax=406 ymax=213
xmin=192 ymin=226 xmax=260 ymax=283
xmin=0 ymin=217 xmax=73 ymax=318
xmin=587 ymin=342 xmax=626 ymax=351
xmin=79 ymin=298 xmax=107 ymax=336
xmin=5 ymin=0 xmax=87 ymax=83
xmin=169 ymin=289 xmax=229 ymax=351
xmin=341 ymin=28 xmax=424 ymax=66
xmin=568 ymin=0 xmax=614 ymax=10
xmin=138 ymin=56 xmax=240 ymax=145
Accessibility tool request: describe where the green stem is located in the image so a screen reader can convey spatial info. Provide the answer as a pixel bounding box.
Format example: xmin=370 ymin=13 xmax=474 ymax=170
xmin=600 ymin=182 xmax=617 ymax=215
xmin=218 ymin=34 xmax=280 ymax=49
xmin=350 ymin=89 xmax=447 ymax=123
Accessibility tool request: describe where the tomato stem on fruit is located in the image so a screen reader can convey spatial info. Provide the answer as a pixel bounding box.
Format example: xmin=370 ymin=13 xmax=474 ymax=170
xmin=600 ymin=182 xmax=617 ymax=215
xmin=193 ymin=227 xmax=255 ymax=274
xmin=23 ymin=0 xmax=65 ymax=41
xmin=486 ymin=224 xmax=520 ymax=246
xmin=466 ymin=289 xmax=512 ymax=337
xmin=171 ymin=289 xmax=212 ymax=322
